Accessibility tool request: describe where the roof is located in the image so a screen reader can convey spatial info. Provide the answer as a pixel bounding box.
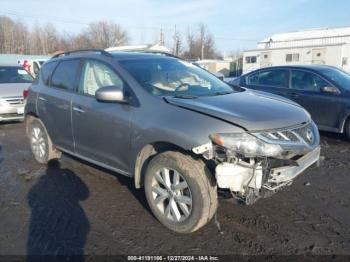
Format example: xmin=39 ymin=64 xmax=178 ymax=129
xmin=245 ymin=42 xmax=344 ymax=52
xmin=260 ymin=26 xmax=350 ymax=43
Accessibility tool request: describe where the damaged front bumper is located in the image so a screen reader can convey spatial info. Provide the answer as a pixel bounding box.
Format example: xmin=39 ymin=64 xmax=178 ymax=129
xmin=192 ymin=121 xmax=321 ymax=204
xmin=264 ymin=146 xmax=320 ymax=190
xmin=215 ymin=146 xmax=320 ymax=194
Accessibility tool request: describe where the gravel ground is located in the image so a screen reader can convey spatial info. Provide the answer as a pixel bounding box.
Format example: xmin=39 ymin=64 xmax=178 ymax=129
xmin=0 ymin=122 xmax=350 ymax=257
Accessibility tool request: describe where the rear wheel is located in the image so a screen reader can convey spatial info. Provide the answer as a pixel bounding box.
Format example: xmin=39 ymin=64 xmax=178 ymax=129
xmin=144 ymin=151 xmax=217 ymax=233
xmin=27 ymin=117 xmax=61 ymax=164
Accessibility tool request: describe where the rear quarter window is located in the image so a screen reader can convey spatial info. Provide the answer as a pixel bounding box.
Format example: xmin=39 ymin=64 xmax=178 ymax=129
xmin=41 ymin=61 xmax=58 ymax=86
xmin=50 ymin=60 xmax=80 ymax=91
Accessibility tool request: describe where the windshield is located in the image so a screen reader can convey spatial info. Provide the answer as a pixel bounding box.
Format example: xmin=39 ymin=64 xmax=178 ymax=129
xmin=120 ymin=58 xmax=234 ymax=97
xmin=318 ymin=67 xmax=350 ymax=89
xmin=0 ymin=66 xmax=33 ymax=84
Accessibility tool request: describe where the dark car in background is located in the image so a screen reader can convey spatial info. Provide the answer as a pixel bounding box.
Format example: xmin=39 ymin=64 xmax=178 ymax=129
xmin=231 ymin=65 xmax=350 ymax=138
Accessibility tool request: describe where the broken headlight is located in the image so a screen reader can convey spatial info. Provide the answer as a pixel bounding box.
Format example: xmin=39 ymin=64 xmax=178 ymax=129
xmin=209 ymin=132 xmax=283 ymax=158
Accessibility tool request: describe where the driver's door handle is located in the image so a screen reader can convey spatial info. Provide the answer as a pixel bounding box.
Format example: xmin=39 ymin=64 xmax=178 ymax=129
xmin=72 ymin=106 xmax=85 ymax=113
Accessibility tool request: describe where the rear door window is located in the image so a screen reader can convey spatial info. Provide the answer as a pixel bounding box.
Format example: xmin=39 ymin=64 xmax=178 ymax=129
xmin=246 ymin=69 xmax=288 ymax=88
xmin=51 ymin=60 xmax=81 ymax=91
xmin=246 ymin=71 xmax=259 ymax=85
xmin=290 ymin=70 xmax=329 ymax=92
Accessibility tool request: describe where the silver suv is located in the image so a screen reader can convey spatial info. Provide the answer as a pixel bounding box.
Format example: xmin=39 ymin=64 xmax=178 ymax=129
xmin=25 ymin=50 xmax=320 ymax=233
xmin=0 ymin=65 xmax=33 ymax=122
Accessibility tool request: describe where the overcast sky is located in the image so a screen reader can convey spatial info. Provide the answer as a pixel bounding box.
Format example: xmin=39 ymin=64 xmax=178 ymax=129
xmin=1 ymin=0 xmax=350 ymax=54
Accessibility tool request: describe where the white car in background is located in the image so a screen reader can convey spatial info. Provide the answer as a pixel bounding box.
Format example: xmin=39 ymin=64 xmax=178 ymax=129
xmin=0 ymin=64 xmax=33 ymax=122
xmin=18 ymin=59 xmax=47 ymax=78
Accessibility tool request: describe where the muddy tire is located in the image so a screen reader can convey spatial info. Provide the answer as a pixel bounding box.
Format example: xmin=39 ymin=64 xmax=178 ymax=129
xmin=144 ymin=151 xmax=217 ymax=233
xmin=26 ymin=117 xmax=61 ymax=164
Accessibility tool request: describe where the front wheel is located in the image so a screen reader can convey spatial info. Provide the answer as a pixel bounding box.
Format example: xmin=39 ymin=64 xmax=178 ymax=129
xmin=144 ymin=151 xmax=217 ymax=233
xmin=27 ymin=117 xmax=61 ymax=164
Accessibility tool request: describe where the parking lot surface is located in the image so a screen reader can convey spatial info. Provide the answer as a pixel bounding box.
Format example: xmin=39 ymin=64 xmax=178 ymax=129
xmin=1 ymin=122 xmax=350 ymax=256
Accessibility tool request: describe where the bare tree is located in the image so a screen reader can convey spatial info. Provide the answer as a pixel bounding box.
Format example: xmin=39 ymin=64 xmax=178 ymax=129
xmin=83 ymin=21 xmax=129 ymax=49
xmin=182 ymin=23 xmax=219 ymax=60
xmin=0 ymin=16 xmax=129 ymax=55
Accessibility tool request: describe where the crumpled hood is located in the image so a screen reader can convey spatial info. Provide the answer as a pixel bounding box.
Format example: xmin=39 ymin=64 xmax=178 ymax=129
xmin=0 ymin=83 xmax=31 ymax=97
xmin=165 ymin=90 xmax=310 ymax=132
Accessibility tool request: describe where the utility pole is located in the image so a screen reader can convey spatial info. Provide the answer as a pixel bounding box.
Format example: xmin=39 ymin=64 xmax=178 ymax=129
xmin=201 ymin=43 xmax=204 ymax=60
xmin=160 ymin=26 xmax=164 ymax=46
xmin=173 ymin=24 xmax=177 ymax=55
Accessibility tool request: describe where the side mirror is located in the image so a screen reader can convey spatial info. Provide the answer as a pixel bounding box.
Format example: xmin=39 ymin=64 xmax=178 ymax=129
xmin=95 ymin=85 xmax=126 ymax=103
xmin=321 ymin=86 xmax=341 ymax=95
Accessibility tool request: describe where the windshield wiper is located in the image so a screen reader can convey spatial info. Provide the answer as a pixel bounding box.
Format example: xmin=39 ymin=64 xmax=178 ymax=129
xmin=213 ymin=91 xmax=233 ymax=96
xmin=174 ymin=93 xmax=198 ymax=99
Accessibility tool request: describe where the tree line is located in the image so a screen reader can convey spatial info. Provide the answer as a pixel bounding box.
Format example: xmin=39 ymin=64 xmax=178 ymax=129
xmin=0 ymin=16 xmax=220 ymax=59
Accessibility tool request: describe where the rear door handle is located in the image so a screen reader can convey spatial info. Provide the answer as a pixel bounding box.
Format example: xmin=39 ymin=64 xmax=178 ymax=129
xmin=289 ymin=92 xmax=300 ymax=98
xmin=38 ymin=96 xmax=47 ymax=101
xmin=72 ymin=106 xmax=85 ymax=113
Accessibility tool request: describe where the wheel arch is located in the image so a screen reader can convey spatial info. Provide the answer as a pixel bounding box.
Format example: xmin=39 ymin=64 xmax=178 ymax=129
xmin=340 ymin=111 xmax=350 ymax=133
xmin=134 ymin=141 xmax=202 ymax=189
xmin=24 ymin=112 xmax=39 ymax=135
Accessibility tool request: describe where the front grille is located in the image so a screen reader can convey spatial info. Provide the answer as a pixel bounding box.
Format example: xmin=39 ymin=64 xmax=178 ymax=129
xmin=256 ymin=123 xmax=317 ymax=147
xmin=3 ymin=96 xmax=24 ymax=105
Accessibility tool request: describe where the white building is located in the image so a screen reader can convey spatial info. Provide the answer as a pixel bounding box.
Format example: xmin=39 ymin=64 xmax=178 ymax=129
xmin=243 ymin=27 xmax=350 ymax=73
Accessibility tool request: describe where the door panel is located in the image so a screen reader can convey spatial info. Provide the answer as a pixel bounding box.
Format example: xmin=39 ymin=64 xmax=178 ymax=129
xmin=287 ymin=69 xmax=342 ymax=129
xmin=72 ymin=59 xmax=132 ymax=171
xmin=37 ymin=59 xmax=81 ymax=151
xmin=37 ymin=88 xmax=73 ymax=151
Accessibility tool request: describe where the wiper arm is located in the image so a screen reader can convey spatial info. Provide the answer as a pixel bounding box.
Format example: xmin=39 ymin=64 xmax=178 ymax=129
xmin=213 ymin=91 xmax=233 ymax=96
xmin=174 ymin=93 xmax=198 ymax=99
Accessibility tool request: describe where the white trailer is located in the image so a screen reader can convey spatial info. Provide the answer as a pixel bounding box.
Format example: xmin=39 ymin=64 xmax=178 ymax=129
xmin=243 ymin=27 xmax=350 ymax=74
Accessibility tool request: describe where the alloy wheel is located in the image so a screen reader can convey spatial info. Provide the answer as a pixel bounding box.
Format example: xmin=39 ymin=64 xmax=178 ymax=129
xmin=31 ymin=126 xmax=47 ymax=159
xmin=151 ymin=167 xmax=192 ymax=222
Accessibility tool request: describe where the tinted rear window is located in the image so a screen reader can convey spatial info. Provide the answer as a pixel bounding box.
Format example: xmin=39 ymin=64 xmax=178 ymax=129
xmin=41 ymin=61 xmax=58 ymax=85
xmin=246 ymin=69 xmax=288 ymax=87
xmin=51 ymin=60 xmax=80 ymax=91
xmin=0 ymin=66 xmax=33 ymax=84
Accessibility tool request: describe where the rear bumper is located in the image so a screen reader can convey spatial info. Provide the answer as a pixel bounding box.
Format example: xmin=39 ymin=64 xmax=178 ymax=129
xmin=0 ymin=105 xmax=25 ymax=122
xmin=0 ymin=114 xmax=24 ymax=122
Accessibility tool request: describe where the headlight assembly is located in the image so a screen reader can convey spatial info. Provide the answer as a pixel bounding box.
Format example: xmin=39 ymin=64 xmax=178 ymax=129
xmin=209 ymin=132 xmax=284 ymax=158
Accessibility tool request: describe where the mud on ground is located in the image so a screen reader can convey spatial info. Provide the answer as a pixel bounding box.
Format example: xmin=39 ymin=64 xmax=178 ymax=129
xmin=0 ymin=122 xmax=349 ymax=256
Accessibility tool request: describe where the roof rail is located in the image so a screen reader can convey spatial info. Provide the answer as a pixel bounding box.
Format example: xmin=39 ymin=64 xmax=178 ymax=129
xmin=138 ymin=51 xmax=182 ymax=60
xmin=113 ymin=49 xmax=182 ymax=60
xmin=51 ymin=49 xmax=113 ymax=59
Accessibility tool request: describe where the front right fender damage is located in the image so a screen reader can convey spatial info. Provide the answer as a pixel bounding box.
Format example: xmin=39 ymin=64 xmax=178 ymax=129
xmin=191 ymin=122 xmax=321 ymax=205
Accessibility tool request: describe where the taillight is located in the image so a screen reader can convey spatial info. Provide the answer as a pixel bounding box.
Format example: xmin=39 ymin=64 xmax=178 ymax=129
xmin=23 ymin=89 xmax=29 ymax=99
